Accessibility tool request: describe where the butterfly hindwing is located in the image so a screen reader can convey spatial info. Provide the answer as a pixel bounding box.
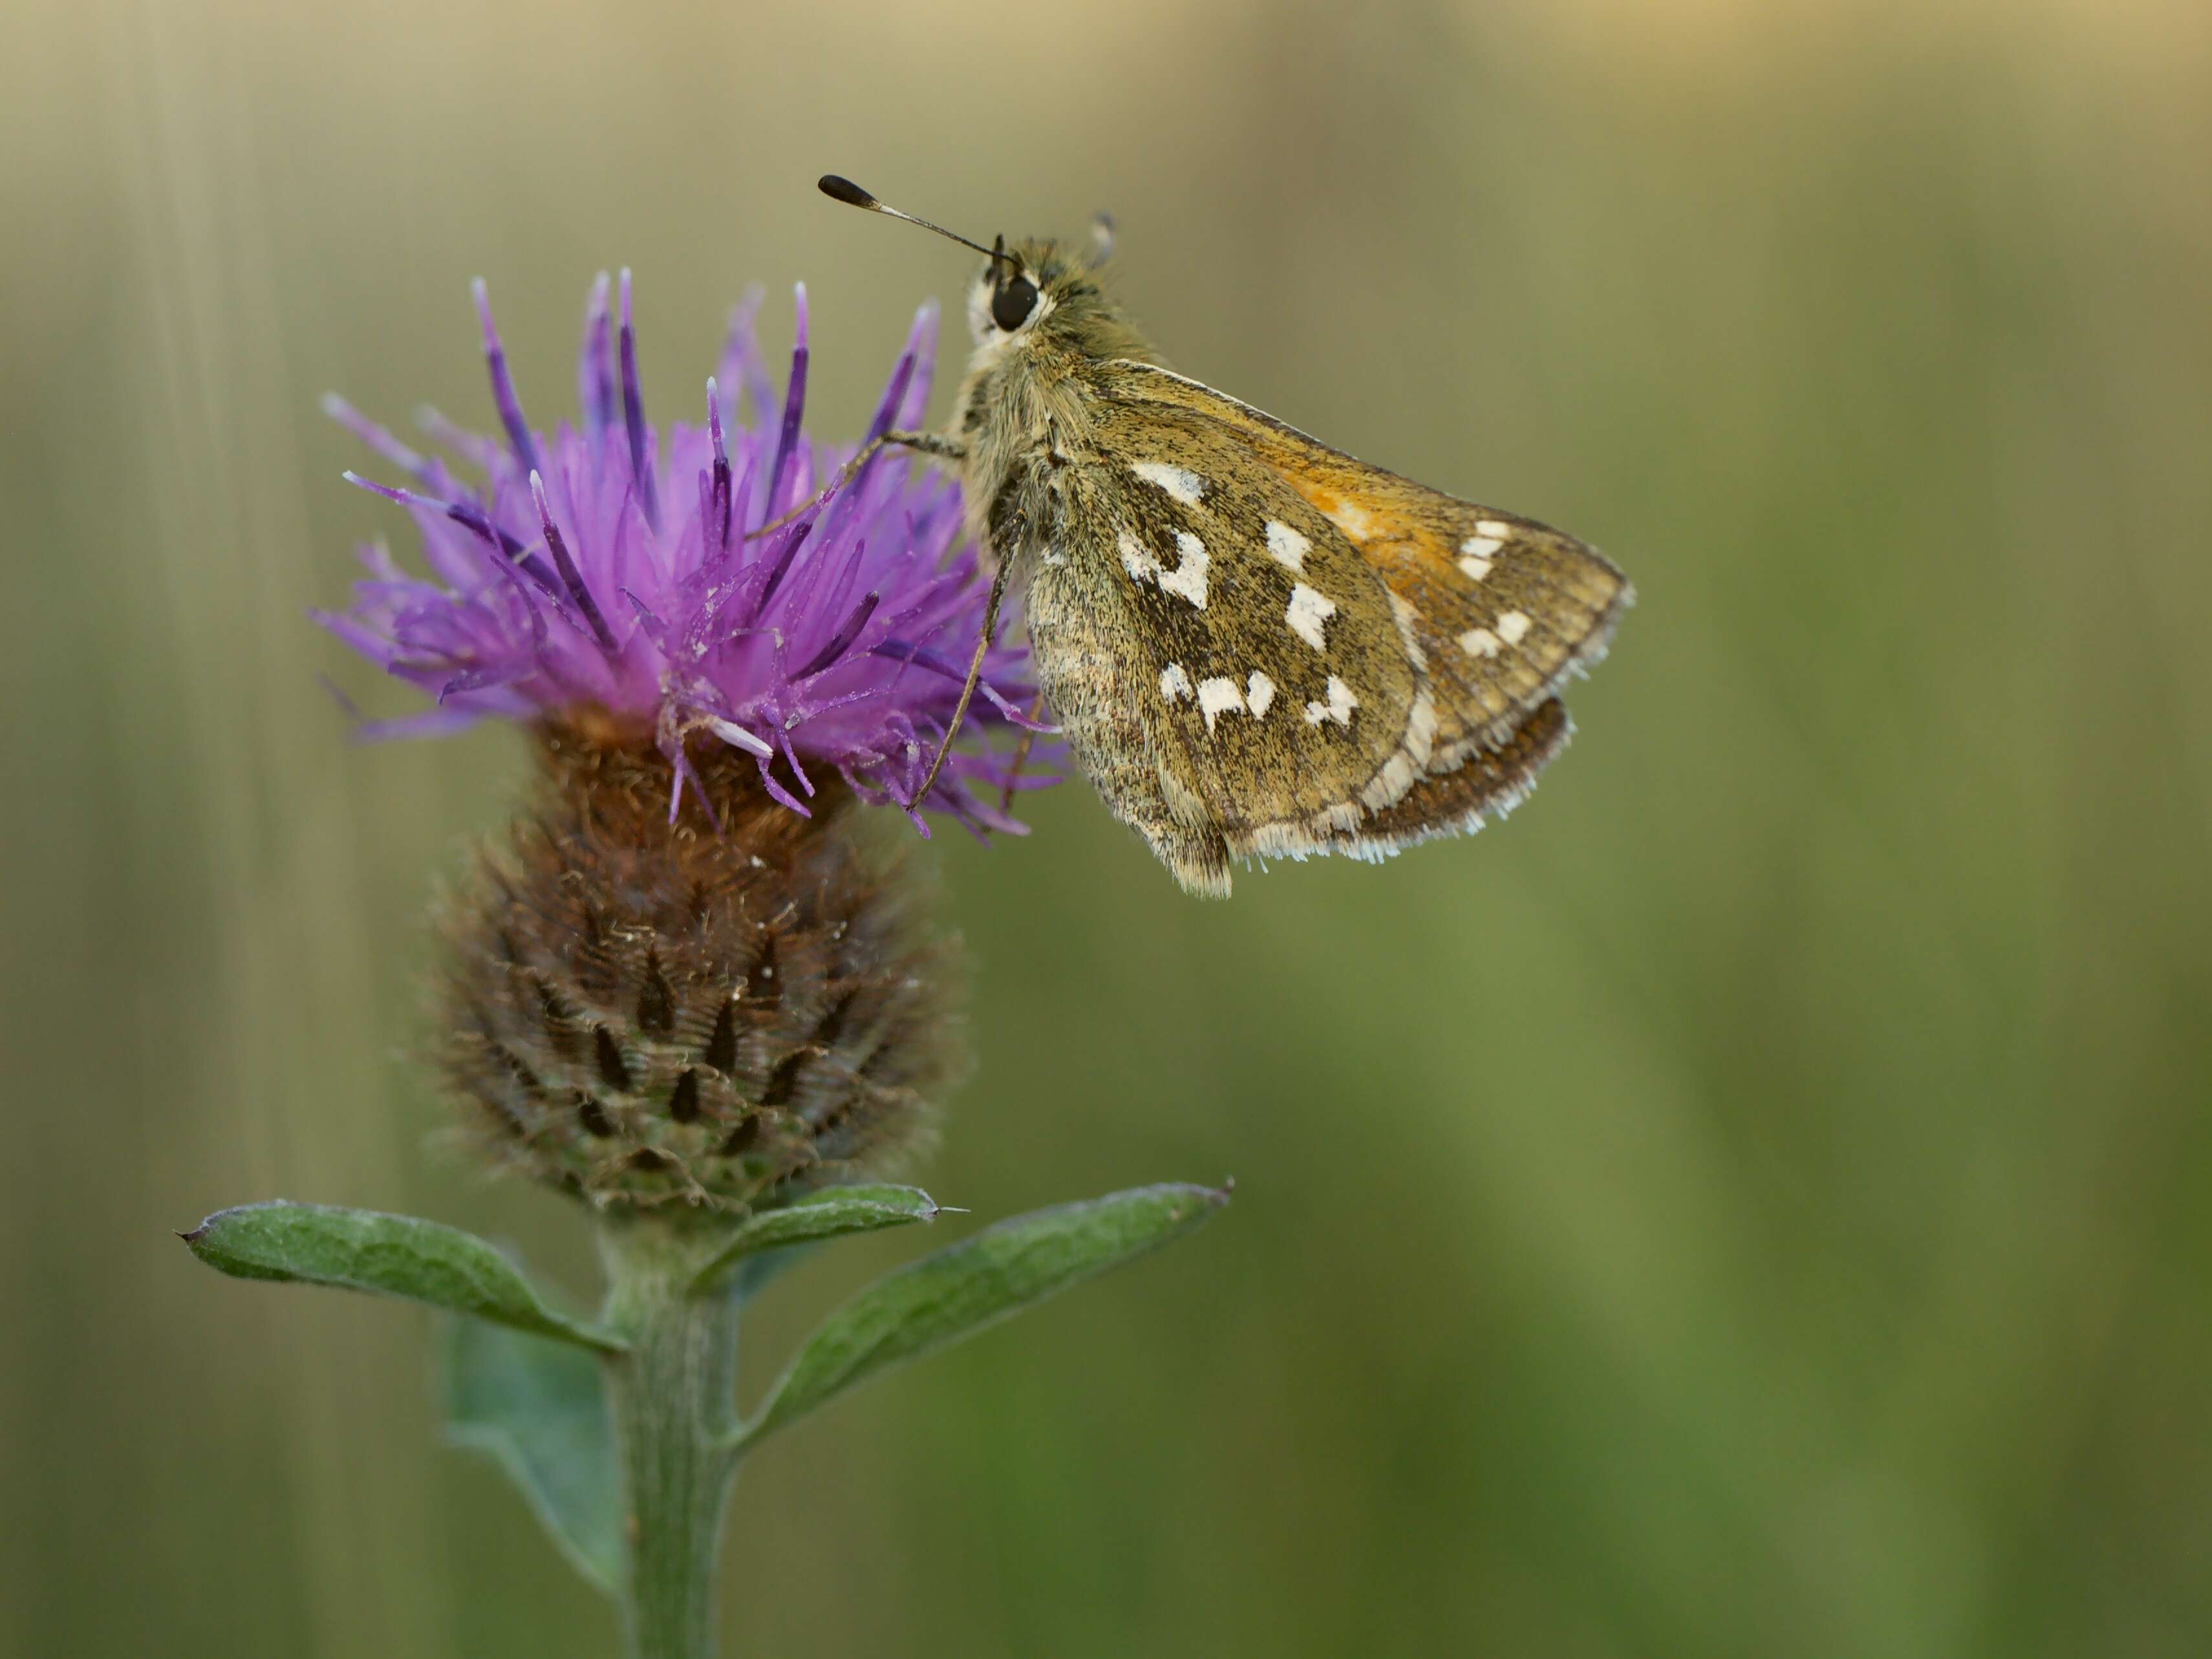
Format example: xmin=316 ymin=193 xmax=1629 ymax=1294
xmin=1355 ymin=695 xmax=1573 ymax=848
xmin=1016 ymin=403 xmax=1444 ymax=893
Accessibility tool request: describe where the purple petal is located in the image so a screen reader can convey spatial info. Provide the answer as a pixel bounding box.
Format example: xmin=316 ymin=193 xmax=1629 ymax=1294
xmin=763 ymin=283 xmax=809 ymax=524
xmin=319 ymin=275 xmax=1059 ymax=835
xmin=578 ymin=272 xmax=616 ymax=443
xmin=472 ymin=279 xmax=541 ymax=478
xmin=617 ymin=269 xmax=659 ymax=532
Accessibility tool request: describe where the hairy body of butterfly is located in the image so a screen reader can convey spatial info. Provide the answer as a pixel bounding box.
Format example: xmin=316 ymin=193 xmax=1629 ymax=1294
xmin=825 ymin=182 xmax=1631 ymax=897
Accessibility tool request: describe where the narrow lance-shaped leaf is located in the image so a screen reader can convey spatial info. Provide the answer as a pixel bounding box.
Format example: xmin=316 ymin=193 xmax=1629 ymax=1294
xmin=736 ymin=1182 xmax=1229 ymax=1450
xmin=443 ymin=1318 xmax=622 ymax=1594
xmin=691 ymin=1184 xmax=943 ymax=1296
xmin=181 ymin=1201 xmax=625 ymax=1353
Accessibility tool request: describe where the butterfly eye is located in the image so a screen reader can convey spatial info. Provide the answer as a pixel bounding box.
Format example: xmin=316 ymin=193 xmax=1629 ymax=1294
xmin=991 ymin=275 xmax=1039 ymax=332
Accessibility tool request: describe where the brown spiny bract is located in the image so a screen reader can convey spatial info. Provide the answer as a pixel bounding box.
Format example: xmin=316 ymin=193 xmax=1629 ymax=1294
xmin=433 ymin=712 xmax=966 ymax=1213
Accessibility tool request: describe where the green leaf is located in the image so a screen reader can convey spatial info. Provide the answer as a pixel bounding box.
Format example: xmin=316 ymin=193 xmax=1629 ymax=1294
xmin=737 ymin=1181 xmax=1229 ymax=1450
xmin=181 ymin=1201 xmax=625 ymax=1353
xmin=691 ymin=1184 xmax=943 ymax=1296
xmin=442 ymin=1318 xmax=621 ymax=1594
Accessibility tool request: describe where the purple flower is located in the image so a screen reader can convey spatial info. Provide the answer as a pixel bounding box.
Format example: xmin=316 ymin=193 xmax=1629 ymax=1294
xmin=317 ymin=271 xmax=1051 ymax=837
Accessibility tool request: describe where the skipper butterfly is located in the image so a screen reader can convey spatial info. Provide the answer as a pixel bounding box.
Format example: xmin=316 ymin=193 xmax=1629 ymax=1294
xmin=811 ymin=176 xmax=1631 ymax=897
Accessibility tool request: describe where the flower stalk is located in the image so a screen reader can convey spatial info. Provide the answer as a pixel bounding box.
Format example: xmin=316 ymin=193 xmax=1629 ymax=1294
xmin=599 ymin=1219 xmax=744 ymax=1659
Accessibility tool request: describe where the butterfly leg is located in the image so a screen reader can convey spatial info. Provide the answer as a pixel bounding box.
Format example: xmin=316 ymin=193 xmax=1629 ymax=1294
xmin=746 ymin=431 xmax=967 ymax=539
xmin=909 ymin=554 xmax=1010 ymax=811
xmin=998 ymin=692 xmax=1047 ymax=815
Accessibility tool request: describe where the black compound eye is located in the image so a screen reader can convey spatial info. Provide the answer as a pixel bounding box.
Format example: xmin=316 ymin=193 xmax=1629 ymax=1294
xmin=991 ymin=276 xmax=1039 ymax=332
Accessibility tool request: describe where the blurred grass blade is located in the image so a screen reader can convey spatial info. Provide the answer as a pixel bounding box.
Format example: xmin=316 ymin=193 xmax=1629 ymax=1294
xmin=443 ymin=1318 xmax=621 ymax=1594
xmin=736 ymin=1182 xmax=1229 ymax=1450
xmin=691 ymin=1184 xmax=943 ymax=1296
xmin=180 ymin=1201 xmax=626 ymax=1352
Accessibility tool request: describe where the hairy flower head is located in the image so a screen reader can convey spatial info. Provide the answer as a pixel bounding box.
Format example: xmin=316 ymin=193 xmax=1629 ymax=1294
xmin=318 ymin=272 xmax=1049 ymax=835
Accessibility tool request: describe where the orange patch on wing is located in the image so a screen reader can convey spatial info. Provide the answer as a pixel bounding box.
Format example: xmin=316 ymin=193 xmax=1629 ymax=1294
xmin=1284 ymin=475 xmax=1452 ymax=592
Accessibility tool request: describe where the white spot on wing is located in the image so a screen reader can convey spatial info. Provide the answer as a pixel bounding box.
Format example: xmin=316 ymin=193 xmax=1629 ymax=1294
xmin=1496 ymin=610 xmax=1532 ymax=645
xmin=1196 ymin=676 xmax=1245 ymax=732
xmin=1246 ymin=670 xmax=1276 ymax=718
xmin=1131 ymin=461 xmax=1207 ymax=505
xmin=1119 ymin=531 xmax=1159 ymax=584
xmin=1158 ymin=531 xmax=1209 ymax=608
xmin=1264 ymin=520 xmax=1310 ymax=574
xmin=1358 ymin=687 xmax=1437 ymax=810
xmin=1324 ymin=500 xmax=1375 ymax=539
xmin=1388 ymin=590 xmax=1428 ymax=673
xmin=1160 ymin=663 xmax=1192 ymax=702
xmin=1285 ymin=583 xmax=1336 ymax=650
xmin=1303 ymin=675 xmax=1358 ymax=727
xmin=1120 ymin=526 xmax=1207 ymax=609
xmin=1458 ymin=526 xmax=1509 ymax=581
xmin=1459 ymin=627 xmax=1500 ymax=658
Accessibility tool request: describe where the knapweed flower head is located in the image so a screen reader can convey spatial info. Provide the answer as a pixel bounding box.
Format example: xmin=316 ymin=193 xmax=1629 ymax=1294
xmin=319 ymin=271 xmax=1049 ymax=837
xmin=318 ymin=273 xmax=1027 ymax=1212
xmin=438 ymin=722 xmax=965 ymax=1212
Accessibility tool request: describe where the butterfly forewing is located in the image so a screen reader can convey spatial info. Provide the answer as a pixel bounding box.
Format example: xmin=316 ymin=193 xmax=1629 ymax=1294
xmin=1027 ymin=405 xmax=1443 ymax=889
xmin=1097 ymin=361 xmax=1633 ymax=761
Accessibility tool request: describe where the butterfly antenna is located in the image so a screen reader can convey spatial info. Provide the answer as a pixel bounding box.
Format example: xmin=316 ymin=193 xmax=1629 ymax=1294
xmin=818 ymin=175 xmax=1017 ymax=277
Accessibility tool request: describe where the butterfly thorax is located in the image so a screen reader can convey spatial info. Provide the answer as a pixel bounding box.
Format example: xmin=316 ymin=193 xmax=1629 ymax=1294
xmin=949 ymin=238 xmax=1157 ymax=563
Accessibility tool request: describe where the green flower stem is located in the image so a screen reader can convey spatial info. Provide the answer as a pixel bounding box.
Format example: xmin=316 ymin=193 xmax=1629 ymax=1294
xmin=599 ymin=1219 xmax=743 ymax=1659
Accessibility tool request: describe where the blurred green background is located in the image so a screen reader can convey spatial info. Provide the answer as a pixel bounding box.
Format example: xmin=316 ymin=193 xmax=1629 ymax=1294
xmin=5 ymin=0 xmax=2210 ymax=1653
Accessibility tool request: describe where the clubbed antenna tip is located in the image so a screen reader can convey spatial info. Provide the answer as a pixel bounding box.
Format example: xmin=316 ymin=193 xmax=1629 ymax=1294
xmin=813 ymin=171 xmax=1012 ymax=272
xmin=817 ymin=174 xmax=878 ymax=209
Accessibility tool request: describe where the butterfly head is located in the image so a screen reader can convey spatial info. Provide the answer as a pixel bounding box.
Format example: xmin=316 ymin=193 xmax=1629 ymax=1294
xmin=816 ymin=175 xmax=1144 ymax=368
xmin=963 ymin=236 xmax=1114 ymax=352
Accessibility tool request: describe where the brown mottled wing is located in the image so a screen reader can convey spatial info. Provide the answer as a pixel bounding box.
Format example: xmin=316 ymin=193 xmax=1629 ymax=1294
xmin=1020 ymin=402 xmax=1436 ymax=896
xmin=1359 ymin=695 xmax=1572 ymax=846
xmin=1096 ymin=360 xmax=1633 ymax=772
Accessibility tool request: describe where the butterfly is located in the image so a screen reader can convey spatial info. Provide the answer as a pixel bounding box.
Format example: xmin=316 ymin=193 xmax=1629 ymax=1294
xmin=813 ymin=175 xmax=1631 ymax=897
